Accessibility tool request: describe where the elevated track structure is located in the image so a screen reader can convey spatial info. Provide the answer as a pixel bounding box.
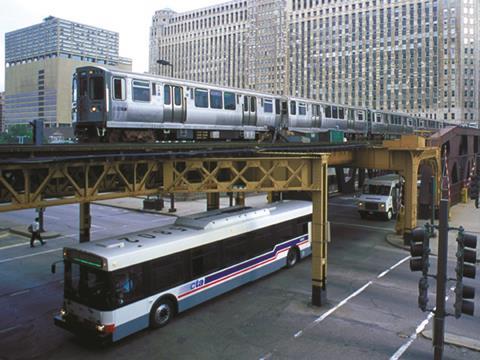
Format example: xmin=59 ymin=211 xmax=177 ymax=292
xmin=0 ymin=137 xmax=440 ymax=306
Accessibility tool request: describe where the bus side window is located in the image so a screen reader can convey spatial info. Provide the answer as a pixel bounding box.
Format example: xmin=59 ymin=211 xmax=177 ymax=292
xmin=150 ymin=253 xmax=186 ymax=293
xmin=113 ymin=265 xmax=143 ymax=305
xmin=223 ymin=236 xmax=250 ymax=267
xmin=191 ymin=243 xmax=221 ymax=278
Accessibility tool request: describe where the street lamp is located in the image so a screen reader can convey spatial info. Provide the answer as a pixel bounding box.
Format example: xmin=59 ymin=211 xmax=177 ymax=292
xmin=157 ymin=59 xmax=173 ymax=77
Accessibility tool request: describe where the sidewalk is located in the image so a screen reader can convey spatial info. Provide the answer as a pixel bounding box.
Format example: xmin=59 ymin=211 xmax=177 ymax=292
xmin=386 ymin=200 xmax=480 ymax=261
xmin=93 ymin=193 xmax=270 ymax=217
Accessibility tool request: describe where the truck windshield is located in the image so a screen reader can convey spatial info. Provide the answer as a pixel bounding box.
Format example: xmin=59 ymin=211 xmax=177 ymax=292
xmin=64 ymin=260 xmax=113 ymax=310
xmin=363 ymin=184 xmax=391 ymax=196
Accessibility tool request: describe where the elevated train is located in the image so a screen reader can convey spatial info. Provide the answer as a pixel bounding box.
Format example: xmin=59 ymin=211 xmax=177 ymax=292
xmin=73 ymin=66 xmax=450 ymax=142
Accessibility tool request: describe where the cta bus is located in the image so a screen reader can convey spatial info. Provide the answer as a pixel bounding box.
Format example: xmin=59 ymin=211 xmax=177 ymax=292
xmin=53 ymin=200 xmax=312 ymax=342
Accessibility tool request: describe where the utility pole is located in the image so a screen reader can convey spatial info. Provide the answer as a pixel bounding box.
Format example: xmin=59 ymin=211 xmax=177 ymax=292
xmin=433 ymin=199 xmax=449 ymax=359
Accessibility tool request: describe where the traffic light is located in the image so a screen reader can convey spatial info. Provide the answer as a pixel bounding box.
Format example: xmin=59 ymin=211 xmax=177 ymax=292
xmin=409 ymin=225 xmax=431 ymax=312
xmin=454 ymin=229 xmax=477 ymax=318
xmin=409 ymin=225 xmax=430 ymax=275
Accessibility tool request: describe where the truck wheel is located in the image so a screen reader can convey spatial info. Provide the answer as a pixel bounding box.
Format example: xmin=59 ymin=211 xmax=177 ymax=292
xmin=384 ymin=209 xmax=393 ymax=221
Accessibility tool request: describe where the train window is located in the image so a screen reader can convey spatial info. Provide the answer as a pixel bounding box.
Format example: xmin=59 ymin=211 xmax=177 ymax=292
xmin=338 ymin=107 xmax=345 ymax=119
xmin=290 ymin=101 xmax=296 ymax=115
xmin=325 ymin=106 xmax=331 ymax=118
xmin=264 ymin=99 xmax=273 ymax=113
xmin=375 ymin=114 xmax=382 ymax=123
xmin=275 ymin=99 xmax=280 ymax=115
xmin=224 ymin=92 xmax=236 ymax=110
xmin=164 ymin=85 xmax=171 ymax=105
xmin=195 ymin=89 xmax=208 ymax=108
xmin=332 ymin=106 xmax=338 ymax=119
xmin=132 ymin=80 xmax=150 ymax=102
xmin=210 ymin=90 xmax=223 ymax=109
xmin=79 ymin=76 xmax=88 ymax=97
xmin=298 ymin=103 xmax=306 ymax=116
xmin=151 ymin=83 xmax=156 ymax=96
xmin=112 ymin=78 xmax=125 ymax=100
xmin=88 ymin=76 xmax=104 ymax=100
xmin=250 ymin=97 xmax=256 ymax=112
xmin=243 ymin=97 xmax=249 ymax=111
xmin=174 ymin=87 xmax=182 ymax=106
xmin=312 ymin=104 xmax=317 ymax=116
xmin=357 ymin=111 xmax=364 ymax=121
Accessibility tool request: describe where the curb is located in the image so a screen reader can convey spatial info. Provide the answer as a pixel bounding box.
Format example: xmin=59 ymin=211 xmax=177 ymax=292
xmin=385 ymin=232 xmax=409 ymax=252
xmin=421 ymin=330 xmax=480 ymax=352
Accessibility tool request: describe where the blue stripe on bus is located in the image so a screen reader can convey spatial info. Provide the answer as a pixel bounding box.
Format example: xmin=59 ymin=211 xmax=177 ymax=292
xmin=204 ymin=234 xmax=308 ymax=286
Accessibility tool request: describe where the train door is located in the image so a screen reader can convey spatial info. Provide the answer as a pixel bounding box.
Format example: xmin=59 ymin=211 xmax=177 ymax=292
xmin=347 ymin=108 xmax=354 ymax=129
xmin=163 ymin=85 xmax=185 ymax=123
xmin=243 ymin=96 xmax=257 ymax=126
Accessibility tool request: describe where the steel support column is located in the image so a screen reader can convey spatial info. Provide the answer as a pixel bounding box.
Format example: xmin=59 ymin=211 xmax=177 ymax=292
xmin=311 ymin=158 xmax=329 ymax=306
xmin=206 ymin=193 xmax=220 ymax=211
xmin=235 ymin=192 xmax=245 ymax=206
xmin=399 ymin=154 xmax=420 ymax=240
xmin=79 ymin=202 xmax=91 ymax=243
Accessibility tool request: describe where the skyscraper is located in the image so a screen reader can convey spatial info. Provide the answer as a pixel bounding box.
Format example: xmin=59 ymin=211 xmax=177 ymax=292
xmin=4 ymin=16 xmax=132 ymax=128
xmin=150 ymin=0 xmax=480 ymax=125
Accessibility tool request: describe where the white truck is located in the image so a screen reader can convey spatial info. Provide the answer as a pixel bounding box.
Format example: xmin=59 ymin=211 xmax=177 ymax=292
xmin=357 ymin=174 xmax=402 ymax=221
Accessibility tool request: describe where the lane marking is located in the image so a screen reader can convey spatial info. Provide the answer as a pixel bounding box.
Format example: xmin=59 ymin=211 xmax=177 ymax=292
xmin=331 ymin=221 xmax=393 ymax=232
xmin=45 ymin=215 xmax=60 ymax=220
xmin=10 ymin=289 xmax=30 ymax=297
xmin=0 ymin=325 xmax=21 ymax=335
xmin=293 ymin=255 xmax=411 ymax=339
xmin=0 ymin=248 xmax=62 ymax=264
xmin=389 ymin=287 xmax=454 ymax=360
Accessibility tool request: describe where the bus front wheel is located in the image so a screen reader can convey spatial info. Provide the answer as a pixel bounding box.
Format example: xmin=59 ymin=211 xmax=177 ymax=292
xmin=150 ymin=298 xmax=175 ymax=329
xmin=286 ymin=247 xmax=300 ymax=268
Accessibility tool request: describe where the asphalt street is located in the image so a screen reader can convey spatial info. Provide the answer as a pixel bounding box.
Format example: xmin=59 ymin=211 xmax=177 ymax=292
xmin=0 ymin=197 xmax=478 ymax=360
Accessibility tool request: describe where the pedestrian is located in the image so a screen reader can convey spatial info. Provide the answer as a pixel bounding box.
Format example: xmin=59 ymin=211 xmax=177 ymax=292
xmin=29 ymin=217 xmax=45 ymax=247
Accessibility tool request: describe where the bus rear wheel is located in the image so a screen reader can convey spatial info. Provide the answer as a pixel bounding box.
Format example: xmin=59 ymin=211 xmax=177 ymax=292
xmin=150 ymin=298 xmax=175 ymax=329
xmin=286 ymin=247 xmax=300 ymax=268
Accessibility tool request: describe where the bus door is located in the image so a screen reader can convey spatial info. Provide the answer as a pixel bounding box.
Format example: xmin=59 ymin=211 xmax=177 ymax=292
xmin=243 ymin=96 xmax=257 ymax=126
xmin=163 ymin=85 xmax=186 ymax=123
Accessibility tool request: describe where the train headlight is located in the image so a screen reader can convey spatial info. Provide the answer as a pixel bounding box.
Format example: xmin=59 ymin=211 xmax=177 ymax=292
xmin=91 ymin=106 xmax=97 ymax=112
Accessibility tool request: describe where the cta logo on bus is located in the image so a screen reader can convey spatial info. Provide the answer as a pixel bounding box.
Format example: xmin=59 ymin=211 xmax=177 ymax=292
xmin=190 ymin=279 xmax=205 ymax=290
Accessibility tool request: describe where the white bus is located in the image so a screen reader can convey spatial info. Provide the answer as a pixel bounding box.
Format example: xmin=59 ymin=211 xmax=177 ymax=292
xmin=53 ymin=200 xmax=312 ymax=342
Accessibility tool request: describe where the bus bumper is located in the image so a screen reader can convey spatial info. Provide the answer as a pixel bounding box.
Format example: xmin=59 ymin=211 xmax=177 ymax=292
xmin=54 ymin=314 xmax=112 ymax=343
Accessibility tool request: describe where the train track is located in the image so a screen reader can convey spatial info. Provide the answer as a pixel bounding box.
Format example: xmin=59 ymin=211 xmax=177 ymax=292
xmin=0 ymin=141 xmax=377 ymax=164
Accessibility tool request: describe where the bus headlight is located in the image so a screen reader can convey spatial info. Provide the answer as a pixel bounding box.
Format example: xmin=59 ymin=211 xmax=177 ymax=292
xmin=60 ymin=308 xmax=67 ymax=317
xmin=358 ymin=202 xmax=364 ymax=208
xmin=91 ymin=106 xmax=97 ymax=112
xmin=96 ymin=324 xmax=105 ymax=332
xmin=96 ymin=323 xmax=115 ymax=333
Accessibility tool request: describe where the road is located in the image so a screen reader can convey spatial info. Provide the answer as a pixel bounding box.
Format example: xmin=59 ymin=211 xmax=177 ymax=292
xmin=0 ymin=197 xmax=478 ymax=360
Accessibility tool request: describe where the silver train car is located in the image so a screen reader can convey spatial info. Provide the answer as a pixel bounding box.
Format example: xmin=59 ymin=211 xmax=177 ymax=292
xmin=73 ymin=66 xmax=448 ymax=142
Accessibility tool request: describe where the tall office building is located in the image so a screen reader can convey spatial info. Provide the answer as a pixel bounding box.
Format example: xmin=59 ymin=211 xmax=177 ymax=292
xmin=0 ymin=92 xmax=4 ymax=132
xmin=287 ymin=0 xmax=479 ymax=124
xmin=151 ymin=0 xmax=479 ymax=124
xmin=4 ymin=16 xmax=132 ymax=128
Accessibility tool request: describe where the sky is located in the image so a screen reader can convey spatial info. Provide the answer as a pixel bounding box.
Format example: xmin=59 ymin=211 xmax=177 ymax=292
xmin=0 ymin=0 xmax=228 ymax=92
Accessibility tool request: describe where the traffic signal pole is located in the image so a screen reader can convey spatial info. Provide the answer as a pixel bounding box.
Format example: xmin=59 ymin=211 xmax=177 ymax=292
xmin=433 ymin=199 xmax=449 ymax=360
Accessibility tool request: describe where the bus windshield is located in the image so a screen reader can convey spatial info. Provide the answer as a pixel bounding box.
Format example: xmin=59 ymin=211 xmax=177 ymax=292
xmin=363 ymin=184 xmax=391 ymax=196
xmin=65 ymin=261 xmax=113 ymax=310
